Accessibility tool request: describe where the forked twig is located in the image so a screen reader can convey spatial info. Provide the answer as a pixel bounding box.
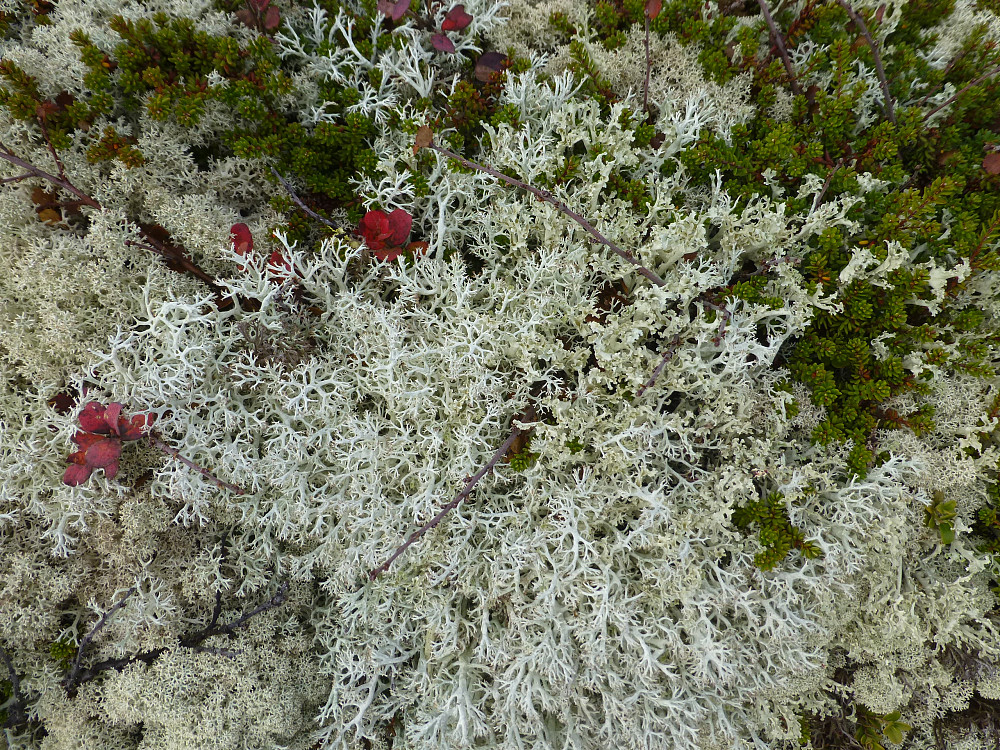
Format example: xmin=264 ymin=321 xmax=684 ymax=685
xmin=0 ymin=644 xmax=27 ymax=729
xmin=369 ymin=424 xmax=527 ymax=580
xmin=62 ymin=580 xmax=289 ymax=697
xmin=812 ymin=157 xmax=846 ymax=211
xmin=0 ymin=140 xmax=101 ymax=209
xmin=63 ymin=586 xmax=137 ymax=695
xmin=636 ymin=334 xmax=683 ymax=397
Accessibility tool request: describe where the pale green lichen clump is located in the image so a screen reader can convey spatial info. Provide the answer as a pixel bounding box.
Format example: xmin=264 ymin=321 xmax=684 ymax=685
xmin=1 ymin=0 xmax=1000 ymax=748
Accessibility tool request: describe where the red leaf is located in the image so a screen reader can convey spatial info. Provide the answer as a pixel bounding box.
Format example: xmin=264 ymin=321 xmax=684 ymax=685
xmin=378 ymin=0 xmax=410 ymax=21
xmin=359 ymin=210 xmax=393 ymax=251
xmin=48 ymin=391 xmax=77 ymax=415
xmin=104 ymin=402 xmax=123 ymax=436
xmin=103 ymin=459 xmax=121 ymax=480
xmin=85 ymin=437 xmax=122 ymax=469
xmin=263 ymin=6 xmax=281 ymax=30
xmin=475 ymin=51 xmax=507 ymax=82
xmin=248 ymin=0 xmax=270 ymax=10
xmin=72 ymin=431 xmax=106 ymax=451
xmin=234 ymin=8 xmax=255 ymax=27
xmin=983 ymin=152 xmax=1000 ymax=175
xmin=267 ymin=250 xmax=294 ymax=280
xmin=387 ymin=209 xmax=412 ymax=246
xmin=373 ymin=247 xmax=404 ymax=262
xmin=119 ymin=412 xmax=154 ymax=441
xmin=63 ymin=464 xmax=92 ymax=486
xmin=431 ymin=33 xmax=456 ymax=53
xmin=78 ymin=402 xmax=111 ymax=434
xmin=442 ymin=4 xmax=472 ymax=31
xmin=230 ymin=223 xmax=253 ymax=271
xmin=645 ymin=0 xmax=662 ymax=19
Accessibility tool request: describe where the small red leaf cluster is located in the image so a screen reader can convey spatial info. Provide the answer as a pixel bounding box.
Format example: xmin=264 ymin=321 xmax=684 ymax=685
xmin=230 ymin=223 xmax=294 ymax=281
xmin=235 ymin=0 xmax=281 ymax=31
xmin=64 ymin=402 xmax=155 ymax=486
xmin=377 ymin=0 xmax=410 ymax=21
xmin=357 ymin=209 xmax=428 ymax=262
xmin=377 ymin=0 xmax=473 ymax=54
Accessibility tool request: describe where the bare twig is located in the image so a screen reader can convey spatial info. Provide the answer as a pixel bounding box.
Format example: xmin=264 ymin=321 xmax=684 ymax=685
xmin=0 ymin=141 xmax=101 ymax=209
xmin=424 ymin=142 xmax=669 ymax=288
xmin=636 ymin=334 xmax=683 ymax=397
xmin=922 ymin=64 xmax=1000 ymax=121
xmin=757 ymin=0 xmax=804 ymax=97
xmin=703 ymin=299 xmax=732 ymax=345
xmin=0 ymin=644 xmax=27 ymax=729
xmin=1 ymin=172 xmax=34 ymax=184
xmin=835 ymin=0 xmax=895 ymax=124
xmin=182 ymin=581 xmax=289 ymax=642
xmin=369 ymin=423 xmax=527 ymax=580
xmin=147 ymin=433 xmax=246 ymax=495
xmin=63 ymin=587 xmax=137 ymax=696
xmin=124 ymin=239 xmax=222 ymax=291
xmin=64 ymin=580 xmax=288 ymax=696
xmin=269 ymin=167 xmax=339 ymax=231
xmin=811 ymin=157 xmax=846 ymax=211
xmin=34 ymin=115 xmax=68 ymax=183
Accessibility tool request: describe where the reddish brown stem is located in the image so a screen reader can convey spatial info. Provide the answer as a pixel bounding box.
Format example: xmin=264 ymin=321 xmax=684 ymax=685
xmin=0 ymin=140 xmax=101 ymax=209
xmin=757 ymin=0 xmax=804 ymax=97
xmin=369 ymin=423 xmax=526 ymax=580
xmin=835 ymin=0 xmax=895 ymax=124
xmin=147 ymin=433 xmax=246 ymax=494
xmin=636 ymin=334 xmax=683 ymax=397
xmin=922 ymin=64 xmax=1000 ymax=122
xmin=427 ymin=143 xmax=668 ymax=288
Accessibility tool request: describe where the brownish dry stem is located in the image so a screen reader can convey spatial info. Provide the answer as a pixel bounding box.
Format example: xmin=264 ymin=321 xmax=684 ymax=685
xmin=369 ymin=423 xmax=527 ymax=580
xmin=0 ymin=140 xmax=101 ymax=209
xmin=270 ymin=167 xmax=340 ymax=231
xmin=922 ymin=64 xmax=1000 ymax=121
xmin=426 ymin=142 xmax=669 ymax=288
xmin=756 ymin=0 xmax=803 ymax=97
xmin=148 ymin=433 xmax=247 ymax=495
xmin=835 ymin=0 xmax=895 ymax=124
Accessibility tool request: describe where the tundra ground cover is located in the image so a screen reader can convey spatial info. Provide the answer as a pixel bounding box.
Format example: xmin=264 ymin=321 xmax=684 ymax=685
xmin=1 ymin=0 xmax=1000 ymax=748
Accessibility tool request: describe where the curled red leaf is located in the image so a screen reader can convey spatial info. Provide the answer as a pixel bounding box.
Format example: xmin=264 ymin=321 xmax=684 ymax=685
xmin=358 ymin=210 xmax=392 ymax=251
xmin=386 ymin=209 xmax=412 ymax=247
xmin=263 ymin=5 xmax=281 ymax=30
xmin=475 ymin=51 xmax=507 ymax=82
xmin=373 ymin=247 xmax=404 ymax=263
xmin=77 ymin=401 xmax=112 ymax=434
xmin=431 ymin=33 xmax=456 ymax=53
xmin=645 ymin=0 xmax=662 ymax=19
xmin=378 ymin=0 xmax=410 ymax=21
xmin=442 ymin=4 xmax=472 ymax=31
xmin=63 ymin=463 xmax=92 ymax=487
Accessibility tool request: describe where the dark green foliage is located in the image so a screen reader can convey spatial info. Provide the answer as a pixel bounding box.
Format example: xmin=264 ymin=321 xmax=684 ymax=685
xmin=732 ymin=491 xmax=823 ymax=570
xmin=48 ymin=637 xmax=77 ymax=671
